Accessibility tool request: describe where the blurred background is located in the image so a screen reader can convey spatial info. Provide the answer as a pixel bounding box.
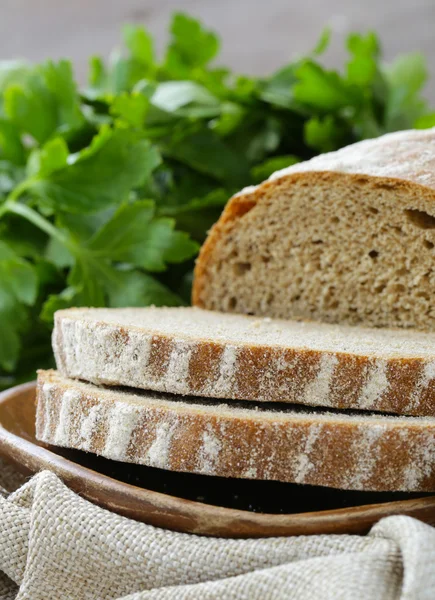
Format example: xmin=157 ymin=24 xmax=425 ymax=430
xmin=2 ymin=0 xmax=435 ymax=97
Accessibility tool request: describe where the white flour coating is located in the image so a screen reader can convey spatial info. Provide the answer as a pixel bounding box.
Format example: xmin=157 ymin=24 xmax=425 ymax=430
xmin=212 ymin=345 xmax=238 ymax=397
xmin=197 ymin=424 xmax=222 ymax=475
xmin=101 ymin=330 xmax=153 ymax=387
xmin=347 ymin=425 xmax=386 ymax=489
xmin=55 ymin=319 xmax=80 ymax=376
xmin=292 ymin=423 xmax=323 ymax=484
xmin=104 ymin=403 xmax=141 ymax=460
xmin=53 ymin=389 xmax=80 ymax=446
xmin=164 ymin=341 xmax=192 ymax=394
xmin=262 ymin=127 xmax=435 ymax=191
xmin=58 ymin=320 xmax=156 ymax=389
xmin=357 ymin=360 xmax=389 ymax=409
xmin=146 ymin=420 xmax=178 ymax=469
xmin=242 ymin=446 xmax=259 ymax=479
xmin=272 ymin=355 xmax=302 ymax=399
xmin=243 ymin=465 xmax=258 ymax=479
xmin=302 ymin=354 xmax=338 ymax=407
xmin=406 ymin=361 xmax=435 ymax=413
xmin=42 ymin=382 xmax=56 ymax=395
xmin=40 ymin=383 xmax=56 ymax=440
xmin=133 ymin=334 xmax=152 ymax=378
xmin=78 ymin=403 xmax=104 ymax=451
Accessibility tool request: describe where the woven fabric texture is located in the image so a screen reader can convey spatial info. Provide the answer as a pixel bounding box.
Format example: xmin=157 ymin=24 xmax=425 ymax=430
xmin=0 ymin=459 xmax=434 ymax=599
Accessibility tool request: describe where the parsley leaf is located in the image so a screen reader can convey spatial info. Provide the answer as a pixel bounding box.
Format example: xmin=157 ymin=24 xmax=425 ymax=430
xmin=294 ymin=60 xmax=357 ymax=111
xmin=346 ymin=32 xmax=380 ymax=86
xmin=88 ymin=200 xmax=199 ymax=271
xmin=3 ymin=60 xmax=84 ymax=144
xmin=111 ymin=92 xmax=149 ymax=127
xmin=251 ymin=155 xmax=299 ymax=182
xmin=108 ymin=270 xmax=185 ymax=308
xmin=383 ymin=52 xmax=428 ymax=131
xmin=29 ymin=127 xmax=161 ymax=213
xmin=165 ymin=13 xmax=219 ymax=76
xmin=0 ymin=241 xmax=38 ymax=370
xmin=304 ymin=115 xmax=350 ymax=153
xmin=0 ymin=120 xmax=25 ymax=164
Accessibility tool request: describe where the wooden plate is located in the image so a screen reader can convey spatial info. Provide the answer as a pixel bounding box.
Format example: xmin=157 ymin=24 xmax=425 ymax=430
xmin=1 ymin=382 xmax=435 ymax=538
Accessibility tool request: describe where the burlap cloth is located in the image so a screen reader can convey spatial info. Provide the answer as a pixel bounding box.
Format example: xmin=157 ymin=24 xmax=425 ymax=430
xmin=0 ymin=458 xmax=434 ymax=599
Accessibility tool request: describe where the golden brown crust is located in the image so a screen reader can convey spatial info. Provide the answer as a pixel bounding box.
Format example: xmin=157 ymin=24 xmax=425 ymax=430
xmin=36 ymin=370 xmax=435 ymax=492
xmin=192 ymin=192 xmax=259 ymax=307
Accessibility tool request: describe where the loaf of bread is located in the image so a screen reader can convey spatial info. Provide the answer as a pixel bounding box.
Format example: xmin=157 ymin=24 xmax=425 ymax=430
xmin=53 ymin=306 xmax=435 ymax=416
xmin=36 ymin=370 xmax=435 ymax=492
xmin=193 ymin=128 xmax=435 ymax=331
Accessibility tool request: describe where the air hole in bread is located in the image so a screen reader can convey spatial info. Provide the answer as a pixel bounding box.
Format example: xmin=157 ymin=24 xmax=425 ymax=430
xmin=322 ymin=285 xmax=337 ymax=307
xmin=405 ymin=209 xmax=435 ymax=229
xmin=391 ymin=225 xmax=403 ymax=235
xmin=312 ymin=239 xmax=324 ymax=244
xmin=424 ymin=240 xmax=434 ymax=250
xmin=331 ymin=216 xmax=339 ymax=224
xmin=368 ymin=250 xmax=379 ymax=259
xmin=266 ymin=293 xmax=275 ymax=305
xmin=389 ymin=283 xmax=405 ymax=293
xmin=416 ymin=291 xmax=431 ymax=301
xmin=228 ymin=297 xmax=237 ymax=309
xmin=233 ymin=262 xmax=252 ymax=276
xmin=374 ymin=283 xmax=386 ymax=293
xmin=368 ymin=207 xmax=379 ymax=215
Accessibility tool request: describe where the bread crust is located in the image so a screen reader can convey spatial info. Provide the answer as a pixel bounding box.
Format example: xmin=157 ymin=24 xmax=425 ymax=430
xmin=36 ymin=370 xmax=435 ymax=492
xmin=192 ymin=127 xmax=435 ymax=316
xmin=54 ymin=308 xmax=435 ymax=416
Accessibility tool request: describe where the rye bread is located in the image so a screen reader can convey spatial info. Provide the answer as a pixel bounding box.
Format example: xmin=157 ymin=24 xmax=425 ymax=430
xmin=36 ymin=370 xmax=435 ymax=492
xmin=193 ymin=128 xmax=435 ymax=331
xmin=53 ymin=306 xmax=435 ymax=416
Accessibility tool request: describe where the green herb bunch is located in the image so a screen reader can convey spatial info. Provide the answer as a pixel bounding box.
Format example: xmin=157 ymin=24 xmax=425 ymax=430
xmin=0 ymin=13 xmax=433 ymax=388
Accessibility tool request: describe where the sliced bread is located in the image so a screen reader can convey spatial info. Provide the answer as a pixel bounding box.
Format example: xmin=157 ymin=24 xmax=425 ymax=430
xmin=36 ymin=369 xmax=435 ymax=492
xmin=54 ymin=306 xmax=435 ymax=416
xmin=193 ymin=127 xmax=435 ymax=331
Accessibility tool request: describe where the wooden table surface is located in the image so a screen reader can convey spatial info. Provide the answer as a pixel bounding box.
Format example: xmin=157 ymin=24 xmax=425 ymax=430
xmin=1 ymin=0 xmax=434 ymax=98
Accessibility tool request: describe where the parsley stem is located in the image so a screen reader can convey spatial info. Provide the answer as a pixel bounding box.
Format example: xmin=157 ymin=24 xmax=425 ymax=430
xmin=5 ymin=202 xmax=70 ymax=248
xmin=0 ymin=179 xmax=74 ymax=249
xmin=7 ymin=180 xmax=33 ymax=203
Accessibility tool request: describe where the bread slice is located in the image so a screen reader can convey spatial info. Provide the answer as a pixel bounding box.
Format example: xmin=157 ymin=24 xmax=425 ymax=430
xmin=193 ymin=128 xmax=435 ymax=331
xmin=53 ymin=306 xmax=435 ymax=416
xmin=36 ymin=369 xmax=435 ymax=492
